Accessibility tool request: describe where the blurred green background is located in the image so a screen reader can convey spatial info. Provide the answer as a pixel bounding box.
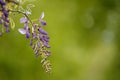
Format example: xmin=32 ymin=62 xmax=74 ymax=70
xmin=0 ymin=0 xmax=120 ymax=80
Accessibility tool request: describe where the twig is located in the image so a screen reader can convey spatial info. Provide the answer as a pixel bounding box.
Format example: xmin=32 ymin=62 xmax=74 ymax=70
xmin=10 ymin=10 xmax=34 ymax=26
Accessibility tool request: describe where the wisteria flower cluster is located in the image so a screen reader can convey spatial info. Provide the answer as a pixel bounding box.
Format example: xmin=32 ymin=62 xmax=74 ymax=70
xmin=0 ymin=0 xmax=10 ymax=33
xmin=0 ymin=0 xmax=51 ymax=73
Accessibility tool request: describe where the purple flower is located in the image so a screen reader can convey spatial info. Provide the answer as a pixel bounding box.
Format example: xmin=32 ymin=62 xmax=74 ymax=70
xmin=40 ymin=20 xmax=46 ymax=26
xmin=0 ymin=0 xmax=6 ymax=5
xmin=39 ymin=34 xmax=43 ymax=40
xmin=4 ymin=22 xmax=9 ymax=27
xmin=20 ymin=17 xmax=28 ymax=23
xmin=18 ymin=28 xmax=26 ymax=34
xmin=18 ymin=27 xmax=30 ymax=39
xmin=3 ymin=10 xmax=8 ymax=17
xmin=38 ymin=42 xmax=40 ymax=48
xmin=19 ymin=17 xmax=30 ymax=39
xmin=43 ymin=35 xmax=49 ymax=42
xmin=43 ymin=42 xmax=50 ymax=48
xmin=6 ymin=27 xmax=10 ymax=33
xmin=26 ymin=31 xmax=30 ymax=39
xmin=38 ymin=28 xmax=48 ymax=35
xmin=26 ymin=27 xmax=30 ymax=39
xmin=39 ymin=34 xmax=45 ymax=42
xmin=39 ymin=12 xmax=46 ymax=26
xmin=5 ymin=18 xmax=9 ymax=23
xmin=24 ymin=23 xmax=29 ymax=30
xmin=32 ymin=32 xmax=36 ymax=39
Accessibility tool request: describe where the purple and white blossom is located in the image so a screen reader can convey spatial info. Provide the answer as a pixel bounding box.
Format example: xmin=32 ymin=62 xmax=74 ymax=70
xmin=18 ymin=17 xmax=31 ymax=39
xmin=20 ymin=17 xmax=28 ymax=23
xmin=18 ymin=28 xmax=26 ymax=34
xmin=39 ymin=12 xmax=47 ymax=26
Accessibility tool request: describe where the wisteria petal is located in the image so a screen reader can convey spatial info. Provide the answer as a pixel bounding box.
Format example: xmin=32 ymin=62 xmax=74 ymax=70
xmin=38 ymin=28 xmax=48 ymax=35
xmin=32 ymin=32 xmax=36 ymax=39
xmin=26 ymin=31 xmax=30 ymax=39
xmin=6 ymin=27 xmax=10 ymax=33
xmin=40 ymin=20 xmax=46 ymax=26
xmin=20 ymin=17 xmax=28 ymax=23
xmin=43 ymin=35 xmax=49 ymax=42
xmin=26 ymin=11 xmax=31 ymax=15
xmin=4 ymin=23 xmax=9 ymax=27
xmin=18 ymin=28 xmax=26 ymax=34
xmin=43 ymin=42 xmax=50 ymax=48
xmin=40 ymin=12 xmax=44 ymax=19
xmin=24 ymin=23 xmax=28 ymax=30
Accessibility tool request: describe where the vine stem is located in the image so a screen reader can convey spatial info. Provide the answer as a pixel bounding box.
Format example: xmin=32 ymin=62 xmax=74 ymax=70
xmin=9 ymin=10 xmax=34 ymax=27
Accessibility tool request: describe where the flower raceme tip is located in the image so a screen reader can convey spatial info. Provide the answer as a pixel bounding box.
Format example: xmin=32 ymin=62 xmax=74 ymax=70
xmin=18 ymin=11 xmax=51 ymax=73
xmin=39 ymin=12 xmax=46 ymax=26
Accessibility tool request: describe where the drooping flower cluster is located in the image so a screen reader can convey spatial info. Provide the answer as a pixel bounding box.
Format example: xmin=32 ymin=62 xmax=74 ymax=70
xmin=0 ymin=0 xmax=52 ymax=73
xmin=18 ymin=12 xmax=51 ymax=73
xmin=0 ymin=0 xmax=10 ymax=33
xmin=0 ymin=0 xmax=18 ymax=35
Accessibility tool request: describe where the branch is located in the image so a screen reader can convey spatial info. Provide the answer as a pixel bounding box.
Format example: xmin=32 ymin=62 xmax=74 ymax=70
xmin=9 ymin=10 xmax=34 ymax=26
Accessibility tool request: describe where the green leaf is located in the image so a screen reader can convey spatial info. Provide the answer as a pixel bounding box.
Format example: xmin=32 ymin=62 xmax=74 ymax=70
xmin=9 ymin=18 xmax=15 ymax=30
